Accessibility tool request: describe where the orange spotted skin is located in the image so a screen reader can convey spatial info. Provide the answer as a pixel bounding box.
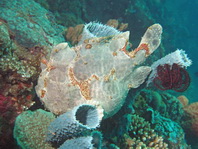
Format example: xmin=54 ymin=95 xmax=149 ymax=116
xmin=120 ymin=42 xmax=149 ymax=58
xmin=35 ymin=24 xmax=162 ymax=117
xmin=68 ymin=67 xmax=91 ymax=100
xmin=41 ymin=58 xmax=56 ymax=72
xmin=41 ymin=90 xmax=46 ymax=98
xmin=133 ymin=43 xmax=150 ymax=56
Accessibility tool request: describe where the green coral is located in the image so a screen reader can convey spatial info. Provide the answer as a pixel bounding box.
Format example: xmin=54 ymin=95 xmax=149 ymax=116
xmin=14 ymin=109 xmax=55 ymax=149
xmin=0 ymin=22 xmax=43 ymax=79
xmin=148 ymin=108 xmax=189 ymax=148
xmin=134 ymin=89 xmax=184 ymax=123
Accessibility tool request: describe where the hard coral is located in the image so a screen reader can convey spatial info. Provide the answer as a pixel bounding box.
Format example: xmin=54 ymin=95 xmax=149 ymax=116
xmin=149 ymin=109 xmax=188 ymax=148
xmin=0 ymin=0 xmax=65 ymax=47
xmin=134 ymin=89 xmax=184 ymax=123
xmin=125 ymin=114 xmax=168 ymax=149
xmin=177 ymin=95 xmax=189 ymax=107
xmin=106 ymin=19 xmax=128 ymax=31
xmin=0 ymin=72 xmax=35 ymax=114
xmin=182 ymin=101 xmax=198 ymax=137
xmin=14 ymin=109 xmax=55 ymax=149
xmin=0 ymin=20 xmax=47 ymax=114
xmin=66 ymin=24 xmax=84 ymax=45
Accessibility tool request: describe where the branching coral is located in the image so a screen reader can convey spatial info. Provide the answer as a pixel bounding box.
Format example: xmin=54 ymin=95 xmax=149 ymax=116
xmin=124 ymin=114 xmax=168 ymax=149
xmin=148 ymin=109 xmax=189 ymax=148
xmin=132 ymin=90 xmax=189 ymax=148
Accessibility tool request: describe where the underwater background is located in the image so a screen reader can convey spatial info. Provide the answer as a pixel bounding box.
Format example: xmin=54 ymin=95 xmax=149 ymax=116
xmin=0 ymin=0 xmax=198 ymax=149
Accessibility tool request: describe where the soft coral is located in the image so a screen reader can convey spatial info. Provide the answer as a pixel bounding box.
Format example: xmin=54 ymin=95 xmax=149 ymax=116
xmin=0 ymin=94 xmax=18 ymax=148
xmin=0 ymin=94 xmax=17 ymax=124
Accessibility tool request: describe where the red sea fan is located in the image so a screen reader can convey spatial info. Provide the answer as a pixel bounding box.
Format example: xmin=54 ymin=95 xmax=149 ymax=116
xmin=153 ymin=63 xmax=190 ymax=92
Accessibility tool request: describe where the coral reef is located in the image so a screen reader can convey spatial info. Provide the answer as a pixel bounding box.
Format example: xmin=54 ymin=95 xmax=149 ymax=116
xmin=0 ymin=21 xmax=47 ymax=147
xmin=0 ymin=21 xmax=47 ymax=114
xmin=125 ymin=114 xmax=168 ymax=149
xmin=133 ymin=89 xmax=184 ymax=123
xmin=101 ymin=113 xmax=168 ymax=149
xmin=148 ymin=109 xmax=188 ymax=148
xmin=35 ymin=0 xmax=86 ymax=27
xmin=180 ymin=98 xmax=198 ymax=137
xmin=0 ymin=0 xmax=195 ymax=148
xmin=177 ymin=95 xmax=189 ymax=107
xmin=36 ymin=23 xmax=162 ymax=118
xmin=0 ymin=0 xmax=64 ymax=47
xmin=14 ymin=109 xmax=55 ymax=149
xmin=132 ymin=89 xmax=189 ymax=148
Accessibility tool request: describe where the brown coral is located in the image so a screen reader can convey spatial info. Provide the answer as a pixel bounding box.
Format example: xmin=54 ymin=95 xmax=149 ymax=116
xmin=14 ymin=109 xmax=55 ymax=149
xmin=65 ymin=24 xmax=84 ymax=45
xmin=177 ymin=95 xmax=189 ymax=107
xmin=183 ymin=102 xmax=198 ymax=137
xmin=65 ymin=19 xmax=128 ymax=46
xmin=125 ymin=114 xmax=168 ymax=149
xmin=106 ymin=19 xmax=128 ymax=31
xmin=178 ymin=96 xmax=198 ymax=137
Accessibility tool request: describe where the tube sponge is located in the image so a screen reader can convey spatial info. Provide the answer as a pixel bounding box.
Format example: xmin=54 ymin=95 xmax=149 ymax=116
xmin=59 ymin=131 xmax=102 ymax=149
xmin=59 ymin=136 xmax=93 ymax=149
xmin=47 ymin=104 xmax=103 ymax=147
xmin=14 ymin=109 xmax=55 ymax=149
xmin=79 ymin=22 xmax=121 ymax=44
